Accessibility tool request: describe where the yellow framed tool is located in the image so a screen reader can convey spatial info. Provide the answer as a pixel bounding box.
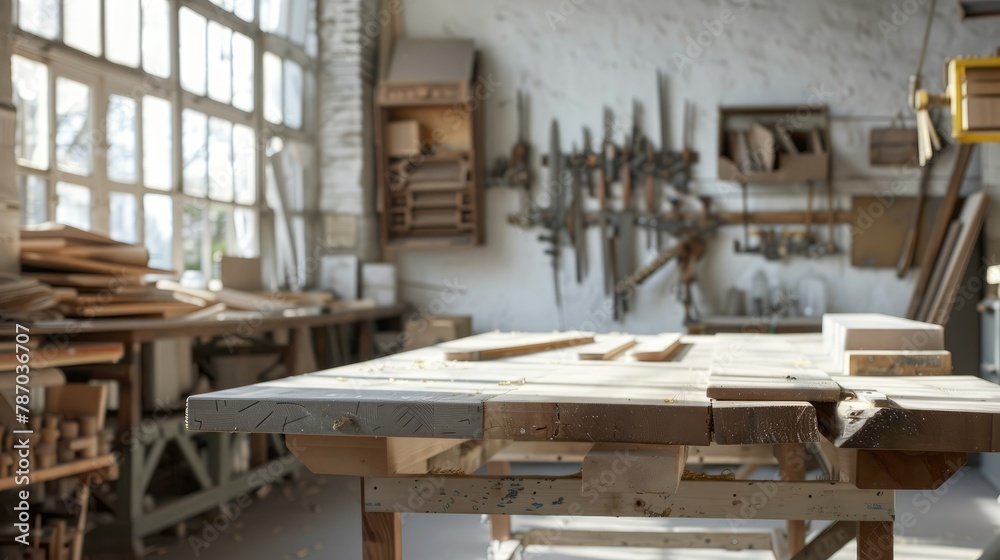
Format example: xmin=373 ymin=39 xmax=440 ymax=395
xmin=948 ymin=56 xmax=1000 ymax=143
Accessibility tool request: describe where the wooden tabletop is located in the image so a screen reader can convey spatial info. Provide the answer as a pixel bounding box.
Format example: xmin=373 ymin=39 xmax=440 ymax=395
xmin=0 ymin=303 xmax=409 ymax=342
xmin=186 ymin=331 xmax=1000 ymax=452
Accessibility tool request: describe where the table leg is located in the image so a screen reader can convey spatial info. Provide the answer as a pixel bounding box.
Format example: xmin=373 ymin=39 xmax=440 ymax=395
xmin=361 ymin=478 xmax=402 ymax=560
xmin=358 ymin=320 xmax=376 ymax=361
xmin=776 ymin=443 xmax=807 ymax=555
xmin=112 ymin=342 xmax=147 ymax=558
xmin=487 ymin=462 xmax=512 ymax=542
xmin=858 ymin=521 xmax=893 ymax=560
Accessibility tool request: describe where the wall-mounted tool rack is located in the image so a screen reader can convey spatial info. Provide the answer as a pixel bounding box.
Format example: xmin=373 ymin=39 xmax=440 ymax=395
xmin=375 ymin=39 xmax=485 ymax=251
xmin=718 ymin=105 xmax=837 ymax=258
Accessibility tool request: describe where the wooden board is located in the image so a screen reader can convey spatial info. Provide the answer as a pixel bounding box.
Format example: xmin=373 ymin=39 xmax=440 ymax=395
xmin=575 ymin=335 xmax=636 ymax=360
xmin=822 ymin=313 xmax=945 ymax=372
xmin=21 ymin=272 xmax=147 ymax=288
xmin=0 ymin=343 xmax=124 ymax=371
xmin=709 ymin=337 xmax=841 ymax=402
xmin=581 ymin=444 xmax=683 ymax=494
xmin=439 ymin=332 xmax=596 ymax=361
xmin=712 ymin=401 xmax=820 ymax=444
xmin=20 ymin=223 xmax=127 ymax=246
xmin=915 ymin=220 xmax=961 ymax=322
xmin=906 ymin=143 xmax=974 ymax=319
xmin=626 ymin=333 xmax=683 ymax=361
xmin=925 ymin=192 xmax=988 ymax=325
xmin=824 ymin=376 xmax=1000 ymax=452
xmin=363 ymin=477 xmax=894 ymax=521
xmin=851 ymin=196 xmax=940 ymax=268
xmin=21 ymin=251 xmax=172 ymax=276
xmin=285 ymin=435 xmax=467 ymax=476
xmin=845 ymin=350 xmax=952 ymax=376
xmin=519 ymin=529 xmax=773 ymax=550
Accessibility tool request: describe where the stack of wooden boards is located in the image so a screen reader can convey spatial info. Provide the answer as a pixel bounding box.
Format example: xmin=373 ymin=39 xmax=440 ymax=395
xmin=0 ymin=272 xmax=62 ymax=322
xmin=15 ymin=223 xmax=344 ymax=320
xmin=18 ymin=223 xmax=201 ymax=319
xmin=901 ymin=145 xmax=987 ymax=325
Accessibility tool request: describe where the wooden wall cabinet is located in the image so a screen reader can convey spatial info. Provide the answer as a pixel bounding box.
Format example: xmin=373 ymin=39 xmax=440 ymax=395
xmin=375 ymin=39 xmax=485 ymax=251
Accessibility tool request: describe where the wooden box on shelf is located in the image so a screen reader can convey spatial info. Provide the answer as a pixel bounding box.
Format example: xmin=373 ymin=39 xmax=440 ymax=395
xmin=717 ymin=105 xmax=831 ymax=184
xmin=375 ymin=38 xmax=485 ymax=251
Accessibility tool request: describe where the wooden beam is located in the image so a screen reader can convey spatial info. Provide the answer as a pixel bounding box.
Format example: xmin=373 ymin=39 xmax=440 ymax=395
xmin=851 ymin=450 xmax=967 ymax=490
xmin=846 ymin=351 xmax=952 ymax=376
xmin=364 ymin=477 xmax=895 ymax=521
xmin=857 ymin=521 xmax=893 ymax=560
xmin=483 ymin=398 xmax=712 ymax=445
xmin=713 ymin=402 xmax=820 ymax=444
xmin=576 ymin=335 xmax=637 ymax=360
xmin=361 ymin=480 xmax=402 ymax=560
xmin=582 ymin=444 xmax=684 ymax=494
xmin=439 ymin=332 xmax=595 ymax=361
xmin=906 ymin=143 xmax=974 ymax=319
xmin=776 ymin=444 xmax=809 ymax=555
xmin=518 ymin=529 xmax=773 ymax=550
xmin=487 ymin=462 xmax=512 ymax=542
xmin=285 ymin=435 xmax=466 ymax=476
xmin=790 ymin=521 xmax=858 ymax=560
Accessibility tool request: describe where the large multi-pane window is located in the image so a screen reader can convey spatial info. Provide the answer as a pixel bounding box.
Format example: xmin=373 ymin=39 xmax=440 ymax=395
xmin=11 ymin=0 xmax=318 ymax=287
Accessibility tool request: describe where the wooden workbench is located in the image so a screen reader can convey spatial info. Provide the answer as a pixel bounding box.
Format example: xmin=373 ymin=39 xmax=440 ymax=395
xmin=1 ymin=302 xmax=408 ymax=558
xmin=186 ymin=325 xmax=1000 ymax=560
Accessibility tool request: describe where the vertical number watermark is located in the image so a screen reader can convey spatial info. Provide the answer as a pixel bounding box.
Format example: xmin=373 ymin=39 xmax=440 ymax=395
xmin=12 ymin=324 xmax=33 ymax=546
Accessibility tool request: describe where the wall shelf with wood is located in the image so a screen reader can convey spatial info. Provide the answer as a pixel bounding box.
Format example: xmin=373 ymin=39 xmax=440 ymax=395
xmin=375 ymin=38 xmax=485 ymax=251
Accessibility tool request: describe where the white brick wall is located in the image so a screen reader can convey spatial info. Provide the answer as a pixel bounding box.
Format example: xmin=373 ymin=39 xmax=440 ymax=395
xmin=318 ymin=0 xmax=380 ymax=259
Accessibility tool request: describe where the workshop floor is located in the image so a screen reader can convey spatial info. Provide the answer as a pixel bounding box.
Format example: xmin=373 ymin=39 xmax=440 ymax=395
xmin=152 ymin=464 xmax=1000 ymax=560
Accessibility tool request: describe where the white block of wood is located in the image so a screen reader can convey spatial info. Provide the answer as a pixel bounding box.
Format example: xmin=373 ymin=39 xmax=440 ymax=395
xmin=582 ymin=444 xmax=683 ymax=494
xmin=822 ymin=313 xmax=944 ymax=372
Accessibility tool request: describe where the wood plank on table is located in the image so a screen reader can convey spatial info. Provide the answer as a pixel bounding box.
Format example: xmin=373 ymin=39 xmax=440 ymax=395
xmin=363 ymin=477 xmax=895 ymax=521
xmin=626 ymin=333 xmax=683 ymax=361
xmin=439 ymin=331 xmax=595 ymax=361
xmin=575 ymin=335 xmax=636 ymax=360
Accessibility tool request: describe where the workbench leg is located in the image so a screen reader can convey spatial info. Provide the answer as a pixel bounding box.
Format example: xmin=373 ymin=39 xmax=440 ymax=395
xmin=361 ymin=479 xmax=402 ymax=560
xmin=113 ymin=342 xmax=148 ymax=559
xmin=776 ymin=443 xmax=807 ymax=555
xmin=487 ymin=462 xmax=512 ymax=542
xmin=358 ymin=320 xmax=376 ymax=361
xmin=858 ymin=521 xmax=893 ymax=560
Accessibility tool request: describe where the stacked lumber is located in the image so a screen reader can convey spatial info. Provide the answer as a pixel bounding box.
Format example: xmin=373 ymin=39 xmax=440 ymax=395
xmin=0 ymin=272 xmax=63 ymax=322
xmin=822 ymin=313 xmax=944 ymax=372
xmin=902 ymin=145 xmax=988 ymax=325
xmin=18 ymin=223 xmax=203 ymax=319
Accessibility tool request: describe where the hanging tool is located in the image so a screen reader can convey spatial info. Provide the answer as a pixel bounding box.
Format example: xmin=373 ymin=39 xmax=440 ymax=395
xmin=488 ymin=91 xmax=533 ymax=188
xmin=581 ymin=127 xmax=596 ymax=198
xmin=569 ymin=145 xmax=588 ymax=284
xmin=537 ymin=121 xmax=567 ymax=319
xmin=642 ymin=142 xmax=660 ymax=250
xmin=598 ymin=110 xmax=617 ymax=296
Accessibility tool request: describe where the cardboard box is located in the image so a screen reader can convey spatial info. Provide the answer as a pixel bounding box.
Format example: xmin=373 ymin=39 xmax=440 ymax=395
xmin=404 ymin=315 xmax=472 ymax=350
xmin=387 ymin=120 xmax=423 ymax=157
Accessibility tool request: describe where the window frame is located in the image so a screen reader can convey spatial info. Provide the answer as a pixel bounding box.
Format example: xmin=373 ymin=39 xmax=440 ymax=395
xmin=11 ymin=0 xmax=319 ymax=284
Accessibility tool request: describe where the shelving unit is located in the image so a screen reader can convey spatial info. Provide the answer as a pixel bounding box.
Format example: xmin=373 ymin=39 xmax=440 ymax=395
xmin=375 ymin=39 xmax=485 ymax=251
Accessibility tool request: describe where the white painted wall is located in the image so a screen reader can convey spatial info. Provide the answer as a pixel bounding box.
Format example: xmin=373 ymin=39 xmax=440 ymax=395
xmin=388 ymin=0 xmax=1000 ymax=334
